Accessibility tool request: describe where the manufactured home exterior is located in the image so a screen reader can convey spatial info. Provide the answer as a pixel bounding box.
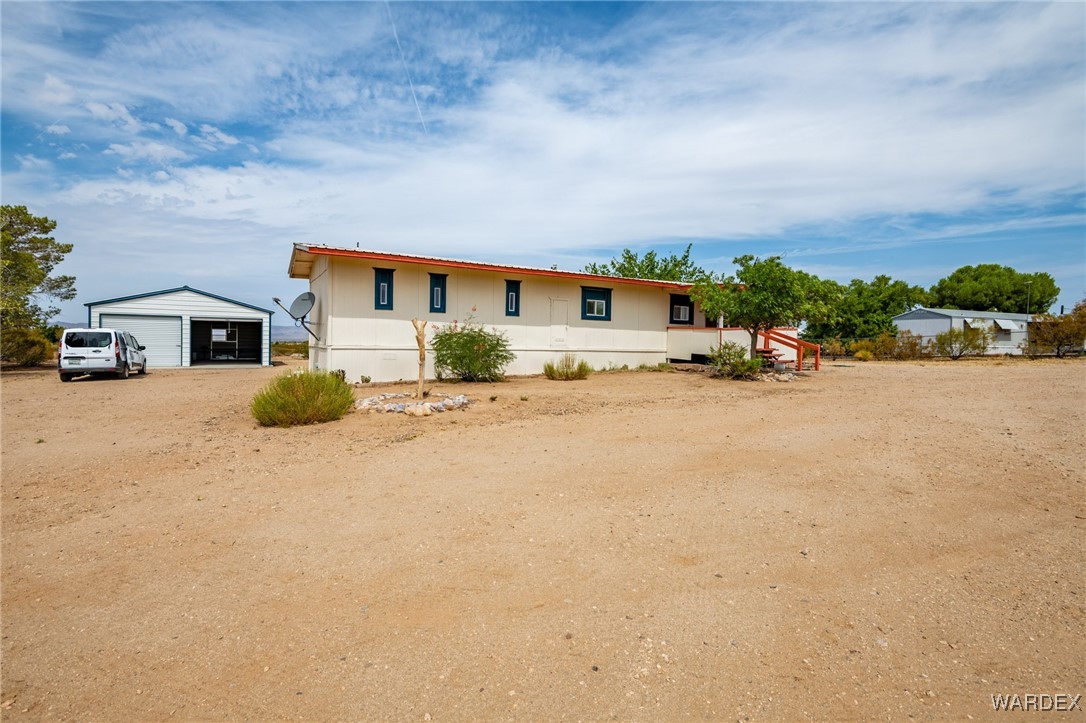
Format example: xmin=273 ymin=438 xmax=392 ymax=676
xmin=892 ymin=307 xmax=1032 ymax=355
xmin=85 ymin=287 xmax=274 ymax=368
xmin=288 ymin=244 xmax=799 ymax=382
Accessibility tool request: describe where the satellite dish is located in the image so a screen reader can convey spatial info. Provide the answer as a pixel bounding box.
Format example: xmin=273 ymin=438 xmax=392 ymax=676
xmin=288 ymin=292 xmax=315 ymax=320
xmin=272 ymin=292 xmax=319 ymax=341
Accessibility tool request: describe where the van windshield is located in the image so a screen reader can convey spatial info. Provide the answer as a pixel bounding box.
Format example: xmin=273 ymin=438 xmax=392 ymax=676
xmin=64 ymin=331 xmax=112 ymax=348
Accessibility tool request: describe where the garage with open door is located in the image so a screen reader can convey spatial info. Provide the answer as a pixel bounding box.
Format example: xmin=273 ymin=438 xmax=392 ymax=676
xmin=190 ymin=319 xmax=264 ymax=363
xmin=86 ymin=286 xmax=274 ymax=368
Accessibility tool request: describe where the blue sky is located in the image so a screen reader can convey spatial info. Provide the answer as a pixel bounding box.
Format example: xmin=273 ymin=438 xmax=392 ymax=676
xmin=3 ymin=1 xmax=1084 ymax=320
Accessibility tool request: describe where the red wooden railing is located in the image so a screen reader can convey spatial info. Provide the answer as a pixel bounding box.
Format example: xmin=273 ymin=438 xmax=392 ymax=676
xmin=758 ymin=329 xmax=821 ymax=371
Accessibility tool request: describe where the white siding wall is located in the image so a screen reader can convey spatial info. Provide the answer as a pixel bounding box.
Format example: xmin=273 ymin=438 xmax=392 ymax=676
xmin=312 ymin=258 xmax=680 ymax=382
xmin=895 ymin=315 xmax=1028 ymax=354
xmin=90 ymin=290 xmax=272 ymax=367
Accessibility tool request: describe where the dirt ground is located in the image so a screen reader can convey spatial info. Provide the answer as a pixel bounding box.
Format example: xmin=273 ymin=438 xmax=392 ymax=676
xmin=1 ymin=358 xmax=1083 ymax=721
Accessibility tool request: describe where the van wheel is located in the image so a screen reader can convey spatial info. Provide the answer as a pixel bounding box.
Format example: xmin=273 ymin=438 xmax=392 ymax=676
xmin=138 ymin=362 xmax=147 ymax=375
xmin=60 ymin=373 xmax=73 ymax=383
xmin=117 ymin=364 xmax=130 ymax=379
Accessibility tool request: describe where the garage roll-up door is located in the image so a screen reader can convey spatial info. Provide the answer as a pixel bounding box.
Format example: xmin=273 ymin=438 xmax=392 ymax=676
xmin=101 ymin=314 xmax=182 ymax=368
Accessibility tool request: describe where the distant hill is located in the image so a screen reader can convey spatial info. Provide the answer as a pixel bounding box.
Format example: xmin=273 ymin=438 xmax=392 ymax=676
xmin=271 ymin=325 xmax=310 ymax=342
xmin=56 ymin=320 xmax=310 ymax=343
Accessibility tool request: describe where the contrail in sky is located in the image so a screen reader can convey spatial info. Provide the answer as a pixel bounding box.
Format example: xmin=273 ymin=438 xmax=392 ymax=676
xmin=385 ymin=0 xmax=428 ymax=136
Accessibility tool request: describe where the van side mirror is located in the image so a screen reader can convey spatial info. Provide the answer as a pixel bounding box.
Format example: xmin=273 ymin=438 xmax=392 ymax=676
xmin=138 ymin=346 xmax=146 ymax=351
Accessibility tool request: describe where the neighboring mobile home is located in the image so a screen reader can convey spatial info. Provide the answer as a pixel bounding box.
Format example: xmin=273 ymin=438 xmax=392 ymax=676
xmin=892 ymin=307 xmax=1032 ymax=355
xmin=85 ymin=286 xmax=274 ymax=368
xmin=287 ymin=244 xmax=799 ymax=382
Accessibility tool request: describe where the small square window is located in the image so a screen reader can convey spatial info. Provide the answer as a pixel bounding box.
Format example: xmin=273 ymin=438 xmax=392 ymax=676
xmin=581 ymin=287 xmax=612 ymax=321
xmin=670 ymin=294 xmax=694 ymax=325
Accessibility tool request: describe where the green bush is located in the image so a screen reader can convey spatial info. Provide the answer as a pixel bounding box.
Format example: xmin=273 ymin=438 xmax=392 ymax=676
xmin=544 ymin=352 xmax=591 ymax=380
xmin=0 ymin=327 xmax=55 ymax=366
xmin=854 ymin=349 xmax=873 ymax=362
xmin=707 ymin=341 xmax=763 ymax=380
xmin=431 ymin=315 xmax=515 ymax=382
xmin=251 ymin=370 xmax=354 ymax=427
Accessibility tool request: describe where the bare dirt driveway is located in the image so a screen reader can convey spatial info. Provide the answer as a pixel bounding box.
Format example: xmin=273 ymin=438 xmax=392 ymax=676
xmin=2 ymin=359 xmax=1084 ymax=721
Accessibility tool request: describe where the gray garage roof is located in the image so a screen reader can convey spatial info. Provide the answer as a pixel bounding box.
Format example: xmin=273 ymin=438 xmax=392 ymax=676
xmin=893 ymin=307 xmax=1033 ymax=323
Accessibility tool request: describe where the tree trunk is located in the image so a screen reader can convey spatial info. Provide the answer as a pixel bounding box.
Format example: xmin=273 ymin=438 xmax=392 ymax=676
xmin=411 ymin=319 xmax=427 ymax=399
xmin=748 ymin=327 xmax=759 ymax=360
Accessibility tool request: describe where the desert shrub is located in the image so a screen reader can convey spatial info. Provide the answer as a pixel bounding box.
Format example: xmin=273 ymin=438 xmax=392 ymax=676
xmin=871 ymin=331 xmax=897 ymax=359
xmin=431 ymin=315 xmax=515 ymax=382
xmin=893 ymin=331 xmax=929 ymax=360
xmin=848 ymin=339 xmax=875 ymax=357
xmin=708 ymin=341 xmax=763 ymax=380
xmin=854 ymin=349 xmax=873 ymax=362
xmin=822 ymin=337 xmax=846 ymax=360
xmin=250 ymin=370 xmax=354 ymax=427
xmin=932 ymin=325 xmax=992 ymax=360
xmin=0 ymin=327 xmax=55 ymax=366
xmin=544 ymin=352 xmax=591 ymax=381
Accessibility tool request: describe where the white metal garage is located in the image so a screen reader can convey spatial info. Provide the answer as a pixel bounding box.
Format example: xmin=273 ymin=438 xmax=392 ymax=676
xmin=86 ymin=286 xmax=274 ymax=368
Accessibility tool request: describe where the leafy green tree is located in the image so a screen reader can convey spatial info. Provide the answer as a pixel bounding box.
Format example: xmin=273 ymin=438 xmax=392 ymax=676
xmin=1025 ymin=299 xmax=1086 ymax=358
xmin=583 ymin=244 xmax=706 ymax=282
xmin=803 ymin=275 xmax=928 ymax=341
xmin=689 ymin=255 xmax=838 ymax=358
xmin=929 ymin=264 xmax=1058 ymax=314
xmin=1 ymin=205 xmax=76 ymax=332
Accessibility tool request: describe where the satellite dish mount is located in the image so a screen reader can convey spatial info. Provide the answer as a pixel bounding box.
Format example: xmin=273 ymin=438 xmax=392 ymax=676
xmin=272 ymin=292 xmax=319 ymax=341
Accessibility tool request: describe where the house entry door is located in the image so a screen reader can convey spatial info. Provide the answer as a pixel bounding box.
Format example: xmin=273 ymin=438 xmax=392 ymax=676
xmin=550 ymin=299 xmax=568 ymax=347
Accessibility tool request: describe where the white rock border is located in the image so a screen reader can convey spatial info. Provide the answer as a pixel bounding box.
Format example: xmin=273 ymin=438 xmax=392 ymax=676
xmin=355 ymin=392 xmax=471 ymax=416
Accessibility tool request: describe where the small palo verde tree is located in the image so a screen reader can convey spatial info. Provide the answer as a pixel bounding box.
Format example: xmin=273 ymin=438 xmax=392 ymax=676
xmin=1025 ymin=299 xmax=1086 ymax=358
xmin=932 ymin=324 xmax=992 ymax=359
xmin=690 ymin=255 xmax=839 ymax=359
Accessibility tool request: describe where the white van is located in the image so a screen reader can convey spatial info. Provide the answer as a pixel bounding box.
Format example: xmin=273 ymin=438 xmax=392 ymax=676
xmin=58 ymin=328 xmax=148 ymax=382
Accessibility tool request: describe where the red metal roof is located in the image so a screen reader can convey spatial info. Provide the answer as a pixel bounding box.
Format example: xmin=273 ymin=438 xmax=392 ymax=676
xmin=292 ymin=244 xmax=694 ymax=290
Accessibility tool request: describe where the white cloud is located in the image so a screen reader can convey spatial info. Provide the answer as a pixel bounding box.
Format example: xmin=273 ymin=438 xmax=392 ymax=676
xmin=164 ymin=117 xmax=187 ymax=136
xmin=196 ymin=124 xmax=240 ymax=149
xmin=85 ymin=101 xmax=143 ymax=132
xmin=58 ymin=152 xmax=77 ymax=160
xmin=104 ymin=140 xmax=187 ymax=163
xmin=16 ymin=154 xmax=52 ymax=171
xmin=45 ymin=123 xmax=71 ymax=135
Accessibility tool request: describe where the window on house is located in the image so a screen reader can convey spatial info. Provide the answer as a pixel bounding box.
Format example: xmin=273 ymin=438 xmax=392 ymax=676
xmin=429 ymin=273 xmax=447 ymax=314
xmin=505 ymin=280 xmax=521 ymax=317
xmin=374 ymin=268 xmax=394 ymax=310
xmin=581 ymin=287 xmax=612 ymax=321
xmin=670 ymin=294 xmax=694 ymax=325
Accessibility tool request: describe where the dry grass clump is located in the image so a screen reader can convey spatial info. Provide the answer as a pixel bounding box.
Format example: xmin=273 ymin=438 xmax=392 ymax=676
xmin=544 ymin=353 xmax=591 ymax=381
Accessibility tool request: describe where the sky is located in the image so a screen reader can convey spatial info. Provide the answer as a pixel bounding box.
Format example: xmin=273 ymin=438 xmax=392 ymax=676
xmin=2 ymin=1 xmax=1084 ymax=322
